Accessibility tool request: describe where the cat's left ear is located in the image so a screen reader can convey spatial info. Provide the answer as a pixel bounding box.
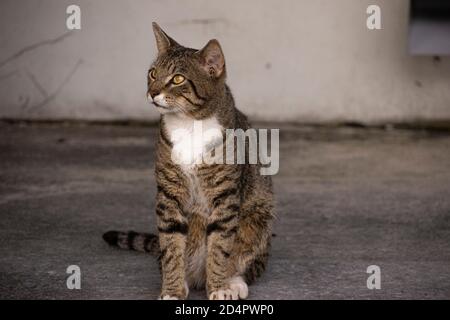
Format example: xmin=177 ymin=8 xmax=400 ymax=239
xmin=196 ymin=39 xmax=225 ymax=78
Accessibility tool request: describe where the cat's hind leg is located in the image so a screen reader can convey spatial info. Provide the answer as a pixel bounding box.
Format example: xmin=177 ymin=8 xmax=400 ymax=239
xmin=208 ymin=214 xmax=272 ymax=300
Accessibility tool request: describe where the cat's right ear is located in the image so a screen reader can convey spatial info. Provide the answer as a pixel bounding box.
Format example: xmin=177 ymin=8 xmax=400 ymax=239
xmin=152 ymin=22 xmax=179 ymax=54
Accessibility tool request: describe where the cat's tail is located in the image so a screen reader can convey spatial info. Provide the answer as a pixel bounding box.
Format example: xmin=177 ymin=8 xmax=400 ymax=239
xmin=102 ymin=230 xmax=159 ymax=255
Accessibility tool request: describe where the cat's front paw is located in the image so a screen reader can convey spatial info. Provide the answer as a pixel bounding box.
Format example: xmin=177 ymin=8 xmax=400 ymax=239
xmin=159 ymin=295 xmax=180 ymax=300
xmin=209 ymin=277 xmax=248 ymax=300
xmin=229 ymin=276 xmax=248 ymax=299
xmin=209 ymin=288 xmax=237 ymax=300
xmin=158 ymin=281 xmax=189 ymax=300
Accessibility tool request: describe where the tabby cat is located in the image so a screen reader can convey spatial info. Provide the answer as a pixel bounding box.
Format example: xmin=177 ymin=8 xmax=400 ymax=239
xmin=103 ymin=22 xmax=274 ymax=300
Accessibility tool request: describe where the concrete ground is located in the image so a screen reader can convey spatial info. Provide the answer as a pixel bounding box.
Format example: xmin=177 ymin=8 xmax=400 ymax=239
xmin=0 ymin=122 xmax=449 ymax=300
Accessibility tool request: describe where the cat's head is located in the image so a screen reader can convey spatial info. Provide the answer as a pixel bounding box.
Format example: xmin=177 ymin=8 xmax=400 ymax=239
xmin=147 ymin=22 xmax=226 ymax=118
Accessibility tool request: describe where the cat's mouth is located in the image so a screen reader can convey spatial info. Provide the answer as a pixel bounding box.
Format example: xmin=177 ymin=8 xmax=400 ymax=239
xmin=152 ymin=101 xmax=170 ymax=110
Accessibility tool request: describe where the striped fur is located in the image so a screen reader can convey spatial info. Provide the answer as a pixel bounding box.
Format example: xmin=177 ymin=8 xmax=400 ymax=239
xmin=103 ymin=230 xmax=159 ymax=255
xmin=103 ymin=23 xmax=274 ymax=300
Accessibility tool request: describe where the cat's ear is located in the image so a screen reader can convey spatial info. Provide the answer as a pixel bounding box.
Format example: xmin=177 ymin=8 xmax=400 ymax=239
xmin=196 ymin=39 xmax=225 ymax=78
xmin=152 ymin=22 xmax=179 ymax=54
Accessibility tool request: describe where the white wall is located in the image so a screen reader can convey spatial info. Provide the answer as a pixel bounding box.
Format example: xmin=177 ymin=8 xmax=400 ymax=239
xmin=0 ymin=0 xmax=449 ymax=123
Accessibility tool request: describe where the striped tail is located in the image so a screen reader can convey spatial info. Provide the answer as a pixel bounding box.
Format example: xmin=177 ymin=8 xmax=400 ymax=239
xmin=102 ymin=230 xmax=159 ymax=255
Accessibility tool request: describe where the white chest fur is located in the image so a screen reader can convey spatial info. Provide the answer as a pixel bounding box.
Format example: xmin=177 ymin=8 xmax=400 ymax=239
xmin=163 ymin=114 xmax=223 ymax=170
xmin=163 ymin=114 xmax=223 ymax=218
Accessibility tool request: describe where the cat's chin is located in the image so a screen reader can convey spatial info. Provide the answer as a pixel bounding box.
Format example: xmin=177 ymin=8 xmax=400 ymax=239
xmin=155 ymin=105 xmax=176 ymax=114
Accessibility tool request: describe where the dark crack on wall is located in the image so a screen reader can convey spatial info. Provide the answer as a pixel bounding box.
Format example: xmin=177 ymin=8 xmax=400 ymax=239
xmin=27 ymin=59 xmax=83 ymax=112
xmin=26 ymin=70 xmax=48 ymax=98
xmin=0 ymin=70 xmax=18 ymax=81
xmin=0 ymin=31 xmax=74 ymax=69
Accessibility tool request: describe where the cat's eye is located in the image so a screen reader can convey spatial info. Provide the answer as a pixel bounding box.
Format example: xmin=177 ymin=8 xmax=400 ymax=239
xmin=149 ymin=69 xmax=156 ymax=80
xmin=172 ymin=75 xmax=185 ymax=85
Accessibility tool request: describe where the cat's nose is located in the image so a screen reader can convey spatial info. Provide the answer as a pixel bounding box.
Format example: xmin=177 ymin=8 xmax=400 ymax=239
xmin=149 ymin=89 xmax=160 ymax=99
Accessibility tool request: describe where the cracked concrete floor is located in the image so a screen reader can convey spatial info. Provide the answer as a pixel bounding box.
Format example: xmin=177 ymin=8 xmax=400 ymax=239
xmin=0 ymin=122 xmax=449 ymax=299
